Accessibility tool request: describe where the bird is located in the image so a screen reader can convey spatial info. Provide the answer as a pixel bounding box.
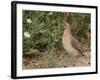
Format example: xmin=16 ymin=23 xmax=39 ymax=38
xmin=62 ymin=22 xmax=85 ymax=61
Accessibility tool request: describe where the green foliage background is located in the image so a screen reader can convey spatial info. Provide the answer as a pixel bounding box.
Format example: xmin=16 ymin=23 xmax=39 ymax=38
xmin=23 ymin=10 xmax=91 ymax=55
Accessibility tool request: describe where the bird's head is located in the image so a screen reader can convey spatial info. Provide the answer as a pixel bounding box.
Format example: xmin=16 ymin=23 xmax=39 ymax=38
xmin=63 ymin=22 xmax=71 ymax=33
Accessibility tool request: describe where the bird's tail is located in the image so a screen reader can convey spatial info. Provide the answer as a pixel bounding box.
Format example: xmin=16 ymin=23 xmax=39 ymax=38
xmin=83 ymin=48 xmax=91 ymax=52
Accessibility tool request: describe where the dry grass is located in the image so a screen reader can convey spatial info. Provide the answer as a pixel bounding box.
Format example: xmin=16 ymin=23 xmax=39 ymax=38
xmin=22 ymin=48 xmax=90 ymax=69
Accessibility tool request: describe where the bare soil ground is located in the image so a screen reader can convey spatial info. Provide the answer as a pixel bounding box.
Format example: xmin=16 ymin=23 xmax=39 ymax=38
xmin=22 ymin=49 xmax=90 ymax=69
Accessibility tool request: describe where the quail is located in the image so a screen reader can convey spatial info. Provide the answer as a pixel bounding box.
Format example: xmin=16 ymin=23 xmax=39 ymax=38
xmin=62 ymin=22 xmax=84 ymax=61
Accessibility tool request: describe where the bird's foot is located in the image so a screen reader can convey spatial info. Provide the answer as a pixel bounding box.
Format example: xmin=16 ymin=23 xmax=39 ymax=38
xmin=76 ymin=54 xmax=88 ymax=59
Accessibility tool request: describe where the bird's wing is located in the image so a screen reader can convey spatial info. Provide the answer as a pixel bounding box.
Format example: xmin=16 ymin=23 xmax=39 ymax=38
xmin=71 ymin=36 xmax=83 ymax=53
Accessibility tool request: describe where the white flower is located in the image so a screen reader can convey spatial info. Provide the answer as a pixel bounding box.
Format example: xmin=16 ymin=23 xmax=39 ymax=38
xmin=26 ymin=18 xmax=32 ymax=23
xmin=24 ymin=32 xmax=31 ymax=38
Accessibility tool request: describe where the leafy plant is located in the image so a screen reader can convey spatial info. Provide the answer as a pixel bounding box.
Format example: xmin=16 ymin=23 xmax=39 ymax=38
xmin=23 ymin=11 xmax=90 ymax=68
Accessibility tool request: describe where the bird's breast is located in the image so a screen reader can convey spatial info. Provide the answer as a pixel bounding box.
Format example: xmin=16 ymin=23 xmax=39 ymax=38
xmin=62 ymin=33 xmax=76 ymax=54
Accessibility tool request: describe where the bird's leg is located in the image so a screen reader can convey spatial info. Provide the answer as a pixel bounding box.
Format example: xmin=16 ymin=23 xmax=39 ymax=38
xmin=71 ymin=54 xmax=75 ymax=64
xmin=68 ymin=53 xmax=75 ymax=66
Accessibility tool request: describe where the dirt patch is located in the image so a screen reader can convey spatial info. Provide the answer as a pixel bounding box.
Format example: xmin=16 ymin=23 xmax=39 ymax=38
xmin=22 ymin=49 xmax=90 ymax=69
